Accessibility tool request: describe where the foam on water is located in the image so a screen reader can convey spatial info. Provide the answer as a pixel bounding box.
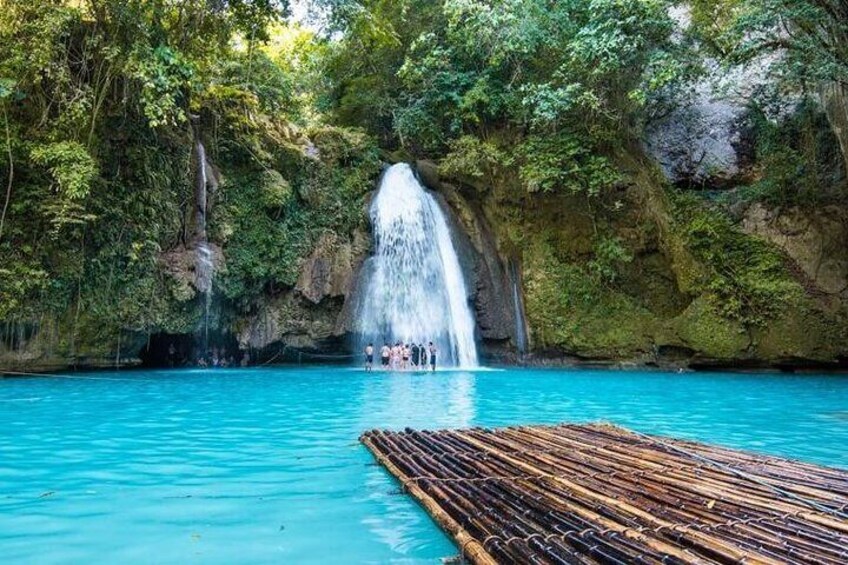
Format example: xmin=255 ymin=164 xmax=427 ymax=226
xmin=356 ymin=164 xmax=478 ymax=368
xmin=2 ymin=367 xmax=848 ymax=562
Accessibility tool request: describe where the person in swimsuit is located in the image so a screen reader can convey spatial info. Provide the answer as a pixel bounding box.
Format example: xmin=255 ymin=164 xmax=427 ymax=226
xmin=364 ymin=343 xmax=374 ymax=372
xmin=411 ymin=343 xmax=420 ymax=367
xmin=402 ymin=344 xmax=410 ymax=370
xmin=392 ymin=342 xmax=401 ymax=370
xmin=428 ymin=342 xmax=437 ymax=372
xmin=380 ymin=343 xmax=390 ymax=369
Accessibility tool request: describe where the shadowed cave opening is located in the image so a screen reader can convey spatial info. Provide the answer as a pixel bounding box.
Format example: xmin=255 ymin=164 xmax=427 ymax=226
xmin=139 ymin=332 xmax=243 ymax=368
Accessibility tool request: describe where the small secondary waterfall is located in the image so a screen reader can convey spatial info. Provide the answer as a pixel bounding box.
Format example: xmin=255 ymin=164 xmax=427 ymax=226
xmin=357 ymin=164 xmax=478 ymax=367
xmin=194 ymin=141 xmax=214 ymax=350
xmin=509 ymin=260 xmax=528 ymax=355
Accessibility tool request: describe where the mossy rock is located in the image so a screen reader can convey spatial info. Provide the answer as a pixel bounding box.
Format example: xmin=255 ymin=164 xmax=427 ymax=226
xmin=260 ymin=169 xmax=293 ymax=209
xmin=672 ymin=296 xmax=749 ymax=359
xmin=754 ymin=302 xmax=848 ymax=361
xmin=523 ymin=240 xmax=657 ymax=358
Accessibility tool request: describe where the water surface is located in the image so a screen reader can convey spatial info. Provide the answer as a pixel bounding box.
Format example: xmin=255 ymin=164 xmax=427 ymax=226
xmin=2 ymin=366 xmax=847 ymax=563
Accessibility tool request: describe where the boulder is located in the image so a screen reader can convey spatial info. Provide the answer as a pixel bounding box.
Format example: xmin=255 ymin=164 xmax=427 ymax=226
xmin=643 ymin=10 xmax=791 ymax=188
xmin=295 ymin=232 xmax=368 ymax=304
xmin=643 ymin=58 xmax=770 ymax=187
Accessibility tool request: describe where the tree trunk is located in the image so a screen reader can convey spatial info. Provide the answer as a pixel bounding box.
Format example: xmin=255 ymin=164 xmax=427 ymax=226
xmin=819 ymin=81 xmax=848 ymax=183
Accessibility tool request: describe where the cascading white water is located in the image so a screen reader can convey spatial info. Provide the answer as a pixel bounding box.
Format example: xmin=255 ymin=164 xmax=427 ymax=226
xmin=509 ymin=260 xmax=528 ymax=355
xmin=194 ymin=141 xmax=214 ymax=350
xmin=194 ymin=141 xmax=213 ymax=295
xmin=357 ymin=164 xmax=478 ymax=367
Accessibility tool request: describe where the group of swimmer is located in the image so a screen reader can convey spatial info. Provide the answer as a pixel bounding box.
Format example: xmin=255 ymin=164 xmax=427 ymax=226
xmin=363 ymin=341 xmax=438 ymax=372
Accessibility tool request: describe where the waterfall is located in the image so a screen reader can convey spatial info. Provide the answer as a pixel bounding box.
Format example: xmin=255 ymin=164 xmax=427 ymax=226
xmin=194 ymin=141 xmax=213 ymax=295
xmin=509 ymin=260 xmax=528 ymax=355
xmin=194 ymin=141 xmax=214 ymax=352
xmin=357 ymin=163 xmax=478 ymax=367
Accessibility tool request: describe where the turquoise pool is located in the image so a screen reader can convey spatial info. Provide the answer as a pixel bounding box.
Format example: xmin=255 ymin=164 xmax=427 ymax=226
xmin=2 ymin=366 xmax=847 ymax=563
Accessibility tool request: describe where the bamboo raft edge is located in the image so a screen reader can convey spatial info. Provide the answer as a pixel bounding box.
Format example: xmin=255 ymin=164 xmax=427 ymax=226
xmin=361 ymin=432 xmax=498 ymax=565
xmin=361 ymin=423 xmax=848 ymax=565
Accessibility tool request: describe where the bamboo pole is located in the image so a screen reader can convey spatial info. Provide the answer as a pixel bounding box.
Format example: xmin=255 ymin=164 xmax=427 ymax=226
xmin=361 ymin=432 xmax=498 ymax=565
xmin=361 ymin=424 xmax=848 ymax=565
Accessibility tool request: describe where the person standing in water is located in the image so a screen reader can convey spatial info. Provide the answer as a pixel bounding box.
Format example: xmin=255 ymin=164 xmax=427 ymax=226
xmin=364 ymin=343 xmax=374 ymax=372
xmin=380 ymin=343 xmax=391 ymax=370
xmin=428 ymin=342 xmax=437 ymax=372
xmin=411 ymin=343 xmax=420 ymax=368
xmin=402 ymin=344 xmax=411 ymax=370
xmin=392 ymin=342 xmax=401 ymax=370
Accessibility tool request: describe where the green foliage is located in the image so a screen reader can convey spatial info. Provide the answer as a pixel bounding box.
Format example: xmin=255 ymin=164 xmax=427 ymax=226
xmin=0 ymin=261 xmax=49 ymax=319
xmin=439 ymin=135 xmax=505 ymax=179
xmin=588 ymin=235 xmax=633 ymax=285
xmin=738 ymin=99 xmax=846 ymax=206
xmin=216 ymin=169 xmax=310 ymax=300
xmin=692 ymin=0 xmax=848 ymax=86
xmin=0 ymin=0 xmax=308 ymax=347
xmin=395 ymin=0 xmax=676 ymax=145
xmin=29 ymin=140 xmax=99 ymax=231
xmin=259 ymin=169 xmax=294 ymax=209
xmin=319 ymin=0 xmax=679 ymax=198
xmin=320 ymin=0 xmax=443 ymax=141
xmin=29 ymin=141 xmax=97 ymax=199
xmin=216 ymin=126 xmax=380 ymax=305
xmin=129 ymin=46 xmax=194 ymax=128
xmin=517 ymin=133 xmax=621 ymax=195
xmin=671 ymin=192 xmax=801 ymax=327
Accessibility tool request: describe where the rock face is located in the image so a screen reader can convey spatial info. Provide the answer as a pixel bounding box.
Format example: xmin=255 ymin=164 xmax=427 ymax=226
xmin=414 ymin=161 xmax=525 ymax=357
xmin=295 ymin=232 xmax=366 ymax=304
xmin=642 ymin=7 xmax=802 ymax=189
xmin=160 ymin=242 xmax=225 ymax=302
xmin=237 ymin=229 xmax=370 ymax=355
xmin=0 ymin=318 xmax=146 ymax=372
xmin=742 ymin=204 xmax=848 ymax=297
xmin=643 ymin=18 xmax=789 ymax=189
xmin=820 ymin=82 xmax=848 ymax=178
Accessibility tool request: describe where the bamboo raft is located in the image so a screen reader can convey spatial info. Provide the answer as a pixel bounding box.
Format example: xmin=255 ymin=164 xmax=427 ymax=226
xmin=360 ymin=424 xmax=848 ymax=564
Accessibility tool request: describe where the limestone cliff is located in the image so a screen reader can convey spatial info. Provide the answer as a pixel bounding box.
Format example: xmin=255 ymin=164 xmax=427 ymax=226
xmin=3 ymin=120 xmax=846 ymax=371
xmin=235 ymin=229 xmax=370 ymax=358
xmin=417 ymin=149 xmax=848 ymax=369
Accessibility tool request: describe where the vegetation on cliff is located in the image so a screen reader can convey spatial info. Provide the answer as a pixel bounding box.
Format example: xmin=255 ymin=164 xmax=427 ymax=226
xmin=0 ymin=0 xmax=377 ymax=364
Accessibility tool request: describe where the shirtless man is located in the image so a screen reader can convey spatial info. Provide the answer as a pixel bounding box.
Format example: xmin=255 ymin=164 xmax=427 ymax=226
xmin=364 ymin=343 xmax=374 ymax=372
xmin=380 ymin=343 xmax=391 ymax=370
xmin=428 ymin=342 xmax=437 ymax=372
xmin=402 ymin=344 xmax=410 ymax=370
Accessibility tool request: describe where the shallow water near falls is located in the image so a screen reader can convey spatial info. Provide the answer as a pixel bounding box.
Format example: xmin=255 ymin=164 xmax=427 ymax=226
xmin=2 ymin=366 xmax=848 ymax=563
